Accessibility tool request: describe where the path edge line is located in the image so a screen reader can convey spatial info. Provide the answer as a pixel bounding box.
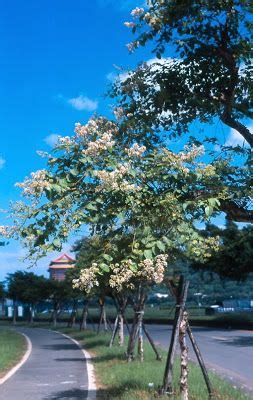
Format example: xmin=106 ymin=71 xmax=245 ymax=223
xmin=52 ymin=330 xmax=96 ymax=400
xmin=0 ymin=332 xmax=32 ymax=385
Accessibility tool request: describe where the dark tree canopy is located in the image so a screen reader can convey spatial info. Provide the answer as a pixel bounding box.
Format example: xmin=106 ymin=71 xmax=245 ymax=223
xmin=190 ymin=221 xmax=253 ymax=280
xmin=6 ymin=271 xmax=50 ymax=305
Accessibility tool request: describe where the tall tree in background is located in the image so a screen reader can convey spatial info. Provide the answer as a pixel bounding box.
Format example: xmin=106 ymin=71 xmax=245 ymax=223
xmin=6 ymin=271 xmax=50 ymax=324
xmin=191 ymin=221 xmax=253 ymax=280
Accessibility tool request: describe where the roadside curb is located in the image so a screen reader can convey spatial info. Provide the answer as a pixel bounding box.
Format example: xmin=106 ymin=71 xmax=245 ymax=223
xmin=0 ymin=332 xmax=32 ymax=385
xmin=52 ymin=330 xmax=96 ymax=400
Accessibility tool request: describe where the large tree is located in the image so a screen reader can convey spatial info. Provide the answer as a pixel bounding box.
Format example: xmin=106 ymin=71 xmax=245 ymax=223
xmin=112 ymin=0 xmax=252 ymax=222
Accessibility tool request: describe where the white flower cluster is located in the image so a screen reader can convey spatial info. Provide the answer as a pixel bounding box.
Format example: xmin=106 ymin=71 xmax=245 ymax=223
xmin=126 ymin=143 xmax=146 ymax=157
xmin=181 ymin=144 xmax=205 ymax=160
xmin=138 ymin=254 xmax=168 ymax=284
xmin=95 ymin=164 xmax=138 ymax=192
xmin=0 ymin=225 xmax=8 ymax=236
xmin=124 ymin=21 xmax=136 ymax=28
xmin=83 ymin=133 xmax=115 ymax=156
xmin=109 ymin=254 xmax=168 ymax=292
xmin=58 ymin=136 xmax=73 ymax=147
xmin=74 ymin=122 xmax=90 ymax=138
xmin=109 ymin=260 xmax=135 ymax=292
xmin=113 ymin=107 xmax=125 ymax=120
xmin=131 ymin=7 xmax=145 ymax=17
xmin=126 ymin=41 xmax=140 ymax=52
xmin=75 ymin=118 xmax=118 ymax=139
xmin=15 ymin=169 xmax=50 ymax=197
xmin=73 ymin=263 xmax=100 ymax=294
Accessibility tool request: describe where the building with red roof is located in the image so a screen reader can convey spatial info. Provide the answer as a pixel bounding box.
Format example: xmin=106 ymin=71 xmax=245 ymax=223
xmin=48 ymin=253 xmax=75 ymax=281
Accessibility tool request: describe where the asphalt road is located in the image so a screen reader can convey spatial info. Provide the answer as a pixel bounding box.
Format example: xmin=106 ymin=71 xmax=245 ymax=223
xmin=0 ymin=328 xmax=89 ymax=400
xmin=144 ymin=324 xmax=253 ymax=395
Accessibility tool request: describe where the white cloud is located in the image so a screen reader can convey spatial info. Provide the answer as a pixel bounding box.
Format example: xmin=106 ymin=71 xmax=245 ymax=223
xmin=68 ymin=95 xmax=98 ymax=111
xmin=44 ymin=134 xmax=59 ymax=147
xmin=0 ymin=157 xmax=5 ymax=170
xmin=225 ymin=125 xmax=252 ymax=147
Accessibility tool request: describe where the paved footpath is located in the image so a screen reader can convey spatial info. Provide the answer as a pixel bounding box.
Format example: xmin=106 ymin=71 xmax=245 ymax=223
xmin=0 ymin=328 xmax=89 ymax=400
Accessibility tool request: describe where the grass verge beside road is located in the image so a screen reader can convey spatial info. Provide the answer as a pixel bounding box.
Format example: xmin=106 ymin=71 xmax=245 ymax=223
xmin=0 ymin=329 xmax=27 ymax=378
xmin=57 ymin=327 xmax=252 ymax=400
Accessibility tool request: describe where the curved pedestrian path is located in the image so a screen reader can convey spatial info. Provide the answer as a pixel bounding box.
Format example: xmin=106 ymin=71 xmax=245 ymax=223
xmin=0 ymin=327 xmax=90 ymax=400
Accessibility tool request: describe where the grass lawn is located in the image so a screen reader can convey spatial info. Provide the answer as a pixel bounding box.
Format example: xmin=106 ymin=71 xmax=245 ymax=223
xmin=57 ymin=327 xmax=252 ymax=400
xmin=0 ymin=329 xmax=27 ymax=378
xmin=33 ymin=305 xmax=253 ymax=329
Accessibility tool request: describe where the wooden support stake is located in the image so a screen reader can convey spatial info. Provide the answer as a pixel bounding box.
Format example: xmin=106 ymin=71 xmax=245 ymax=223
xmin=187 ymin=325 xmax=214 ymax=398
xmin=160 ymin=276 xmax=189 ymax=395
xmin=109 ymin=314 xmax=119 ymax=347
xmin=143 ymin=323 xmax=162 ymax=360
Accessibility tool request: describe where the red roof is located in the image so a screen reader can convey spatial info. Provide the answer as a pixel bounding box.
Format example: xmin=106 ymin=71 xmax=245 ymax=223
xmin=49 ymin=253 xmax=75 ymax=269
xmin=51 ymin=253 xmax=75 ymax=263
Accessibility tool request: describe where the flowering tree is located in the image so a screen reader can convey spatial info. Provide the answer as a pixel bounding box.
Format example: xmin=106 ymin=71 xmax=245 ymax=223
xmin=10 ymin=117 xmax=229 ymax=262
xmin=112 ymin=0 xmax=253 ymax=223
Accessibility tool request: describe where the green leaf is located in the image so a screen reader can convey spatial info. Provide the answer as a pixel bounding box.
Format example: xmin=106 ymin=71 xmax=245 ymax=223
xmin=144 ymin=249 xmax=153 ymax=259
xmin=103 ymin=254 xmax=113 ymax=262
xmin=100 ymin=263 xmax=110 ymax=272
xmin=86 ymin=203 xmax=97 ymax=211
xmin=205 ymin=205 xmax=213 ymax=217
xmin=53 ymin=238 xmax=61 ymax=248
xmin=156 ymin=241 xmax=165 ymax=252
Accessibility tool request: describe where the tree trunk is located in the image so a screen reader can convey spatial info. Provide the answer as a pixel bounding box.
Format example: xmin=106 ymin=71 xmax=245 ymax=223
xmin=29 ymin=305 xmax=34 ymax=324
xmin=80 ymin=300 xmax=89 ymax=331
xmin=126 ymin=286 xmax=147 ymax=361
xmin=137 ymin=311 xmax=144 ymax=362
xmin=97 ymin=299 xmax=108 ymax=333
xmin=126 ymin=310 xmax=139 ymax=362
xmin=13 ymin=300 xmax=17 ymax=325
xmin=118 ymin=312 xmax=124 ymax=346
xmin=179 ymin=311 xmax=189 ymax=400
xmin=52 ymin=302 xmax=59 ymax=328
xmin=68 ymin=299 xmax=77 ymax=328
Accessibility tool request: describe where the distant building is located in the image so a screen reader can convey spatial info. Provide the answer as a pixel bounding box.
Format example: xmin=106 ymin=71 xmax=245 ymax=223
xmin=48 ymin=253 xmax=75 ymax=281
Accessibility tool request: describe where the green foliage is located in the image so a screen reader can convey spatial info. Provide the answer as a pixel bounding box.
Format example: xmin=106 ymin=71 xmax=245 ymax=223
xmin=6 ymin=271 xmax=50 ymax=305
xmin=190 ymin=221 xmax=253 ymax=280
xmin=119 ymin=0 xmax=252 ymax=145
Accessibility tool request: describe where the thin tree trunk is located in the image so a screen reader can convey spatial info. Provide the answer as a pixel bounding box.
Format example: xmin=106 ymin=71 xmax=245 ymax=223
xmin=97 ymin=300 xmax=108 ymax=333
xmin=118 ymin=312 xmax=124 ymax=346
xmin=52 ymin=302 xmax=59 ymax=328
xmin=13 ymin=299 xmax=17 ymax=325
xmin=68 ymin=299 xmax=77 ymax=328
xmin=126 ymin=288 xmax=146 ymax=362
xmin=127 ymin=311 xmax=139 ymax=361
xmin=102 ymin=304 xmax=108 ymax=331
xmin=80 ymin=300 xmax=89 ymax=331
xmin=29 ymin=305 xmax=34 ymax=324
xmin=137 ymin=311 xmax=144 ymax=362
xmin=179 ymin=311 xmax=189 ymax=400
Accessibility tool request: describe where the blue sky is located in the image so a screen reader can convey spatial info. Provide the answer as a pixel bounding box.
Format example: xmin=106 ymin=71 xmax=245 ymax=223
xmin=0 ymin=0 xmax=249 ymax=280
